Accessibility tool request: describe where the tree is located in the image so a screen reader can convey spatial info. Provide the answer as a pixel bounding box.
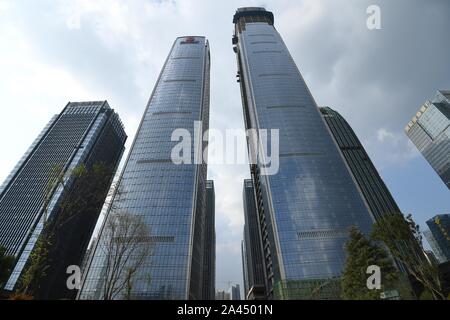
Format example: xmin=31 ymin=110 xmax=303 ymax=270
xmin=17 ymin=162 xmax=116 ymax=298
xmin=0 ymin=245 xmax=15 ymax=287
xmin=372 ymin=213 xmax=445 ymax=300
xmin=341 ymin=226 xmax=399 ymax=300
xmin=17 ymin=236 xmax=51 ymax=296
xmin=98 ymin=212 xmax=152 ymax=300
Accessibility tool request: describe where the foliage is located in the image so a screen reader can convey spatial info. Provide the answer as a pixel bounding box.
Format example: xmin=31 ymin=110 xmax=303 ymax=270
xmin=8 ymin=293 xmax=34 ymax=300
xmin=99 ymin=212 xmax=152 ymax=300
xmin=372 ymin=212 xmax=445 ymax=300
xmin=17 ymin=162 xmax=114 ymax=297
xmin=419 ymin=290 xmax=434 ymax=300
xmin=18 ymin=235 xmax=51 ymax=295
xmin=341 ymin=226 xmax=398 ymax=300
xmin=0 ymin=245 xmax=15 ymax=287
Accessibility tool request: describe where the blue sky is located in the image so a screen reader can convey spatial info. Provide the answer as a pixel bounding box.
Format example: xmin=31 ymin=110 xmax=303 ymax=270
xmin=0 ymin=0 xmax=449 ymax=295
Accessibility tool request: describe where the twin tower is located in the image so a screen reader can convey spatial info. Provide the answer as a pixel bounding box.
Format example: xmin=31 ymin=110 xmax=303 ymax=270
xmin=1 ymin=8 xmax=380 ymax=300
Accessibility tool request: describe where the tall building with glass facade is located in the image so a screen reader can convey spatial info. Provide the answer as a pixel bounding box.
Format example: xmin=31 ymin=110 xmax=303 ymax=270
xmin=242 ymin=179 xmax=266 ymax=300
xmin=0 ymin=101 xmax=126 ymax=298
xmin=320 ymin=107 xmax=401 ymax=221
xmin=79 ymin=36 xmax=210 ymax=300
xmin=241 ymin=239 xmax=249 ymax=296
xmin=203 ymin=180 xmax=216 ymax=300
xmin=231 ymin=284 xmax=241 ymax=300
xmin=233 ymin=7 xmax=375 ymax=299
xmin=425 ymin=214 xmax=450 ymax=263
xmin=405 ymin=90 xmax=450 ymax=189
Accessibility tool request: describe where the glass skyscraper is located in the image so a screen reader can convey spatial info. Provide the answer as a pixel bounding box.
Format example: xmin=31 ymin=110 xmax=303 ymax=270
xmin=231 ymin=284 xmax=241 ymax=300
xmin=0 ymin=101 xmax=126 ymax=298
xmin=203 ymin=180 xmax=216 ymax=300
xmin=79 ymin=36 xmax=211 ymax=300
xmin=242 ymin=179 xmax=266 ymax=300
xmin=405 ymin=90 xmax=450 ymax=189
xmin=425 ymin=214 xmax=450 ymax=263
xmin=320 ymin=107 xmax=401 ymax=221
xmin=233 ymin=7 xmax=375 ymax=299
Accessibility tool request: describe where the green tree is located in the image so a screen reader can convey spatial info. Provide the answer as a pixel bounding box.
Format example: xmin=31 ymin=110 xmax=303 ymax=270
xmin=342 ymin=226 xmax=398 ymax=300
xmin=0 ymin=245 xmax=15 ymax=287
xmin=18 ymin=236 xmax=51 ymax=295
xmin=372 ymin=212 xmax=445 ymax=300
xmin=17 ymin=162 xmax=115 ymax=297
xmin=419 ymin=290 xmax=434 ymax=300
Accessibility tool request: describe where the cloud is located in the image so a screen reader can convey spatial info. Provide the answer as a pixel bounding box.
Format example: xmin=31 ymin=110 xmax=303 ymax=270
xmin=0 ymin=23 xmax=94 ymax=182
xmin=363 ymin=127 xmax=419 ymax=169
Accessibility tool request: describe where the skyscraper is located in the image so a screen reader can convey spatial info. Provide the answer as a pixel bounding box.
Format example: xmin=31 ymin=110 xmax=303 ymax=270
xmin=233 ymin=7 xmax=375 ymax=299
xmin=0 ymin=101 xmax=126 ymax=298
xmin=231 ymin=284 xmax=241 ymax=300
xmin=320 ymin=107 xmax=401 ymax=221
xmin=79 ymin=36 xmax=210 ymax=300
xmin=405 ymin=90 xmax=450 ymax=189
xmin=242 ymin=179 xmax=266 ymax=300
xmin=203 ymin=180 xmax=216 ymax=300
xmin=425 ymin=214 xmax=450 ymax=263
xmin=215 ymin=290 xmax=230 ymax=300
xmin=241 ymin=239 xmax=249 ymax=297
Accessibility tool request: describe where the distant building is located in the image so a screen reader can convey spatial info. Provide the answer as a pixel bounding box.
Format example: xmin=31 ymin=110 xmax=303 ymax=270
xmin=0 ymin=101 xmax=126 ymax=299
xmin=231 ymin=284 xmax=241 ymax=300
xmin=216 ymin=290 xmax=230 ymax=300
xmin=424 ymin=250 xmax=439 ymax=266
xmin=438 ymin=261 xmax=450 ymax=297
xmin=424 ymin=230 xmax=447 ymax=263
xmin=405 ymin=90 xmax=450 ymax=189
xmin=425 ymin=214 xmax=450 ymax=263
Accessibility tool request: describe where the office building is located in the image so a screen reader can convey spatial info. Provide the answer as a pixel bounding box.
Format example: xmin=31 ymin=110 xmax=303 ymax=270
xmin=203 ymin=180 xmax=216 ymax=300
xmin=233 ymin=7 xmax=375 ymax=299
xmin=79 ymin=36 xmax=210 ymax=300
xmin=231 ymin=284 xmax=241 ymax=300
xmin=0 ymin=101 xmax=126 ymax=299
xmin=405 ymin=90 xmax=450 ymax=189
xmin=241 ymin=179 xmax=266 ymax=300
xmin=216 ymin=290 xmax=230 ymax=300
xmin=425 ymin=214 xmax=450 ymax=263
xmin=241 ymin=239 xmax=249 ymax=297
xmin=320 ymin=107 xmax=402 ymax=221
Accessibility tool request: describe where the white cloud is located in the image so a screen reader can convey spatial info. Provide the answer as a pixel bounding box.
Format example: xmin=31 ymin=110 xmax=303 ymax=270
xmin=0 ymin=24 xmax=94 ymax=182
xmin=0 ymin=0 xmax=10 ymax=14
xmin=364 ymin=127 xmax=419 ymax=169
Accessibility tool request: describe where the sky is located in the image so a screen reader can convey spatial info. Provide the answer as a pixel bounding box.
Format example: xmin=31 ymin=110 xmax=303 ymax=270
xmin=0 ymin=0 xmax=449 ymax=296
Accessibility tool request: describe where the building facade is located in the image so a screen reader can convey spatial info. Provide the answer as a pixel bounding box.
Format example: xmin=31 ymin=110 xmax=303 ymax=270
xmin=0 ymin=101 xmax=126 ymax=298
xmin=203 ymin=180 xmax=216 ymax=300
xmin=320 ymin=107 xmax=402 ymax=221
xmin=79 ymin=36 xmax=211 ymax=300
xmin=241 ymin=239 xmax=249 ymax=296
xmin=231 ymin=284 xmax=241 ymax=300
xmin=405 ymin=90 xmax=450 ymax=189
xmin=215 ymin=290 xmax=230 ymax=300
xmin=233 ymin=7 xmax=375 ymax=299
xmin=425 ymin=214 xmax=450 ymax=263
xmin=241 ymin=179 xmax=266 ymax=300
